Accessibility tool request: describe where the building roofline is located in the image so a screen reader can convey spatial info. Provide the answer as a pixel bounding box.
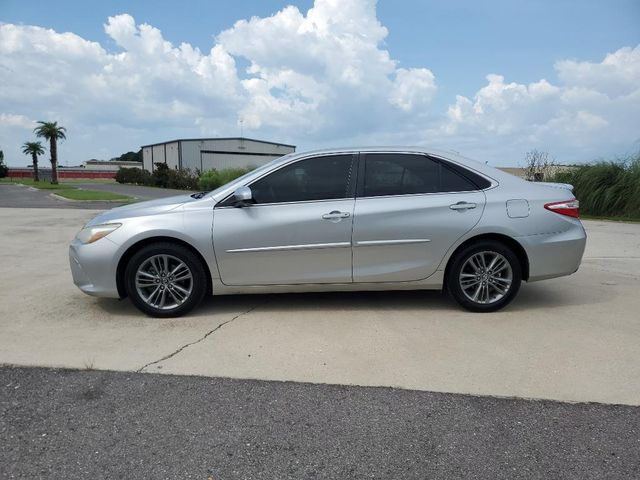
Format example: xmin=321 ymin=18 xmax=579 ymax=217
xmin=140 ymin=137 xmax=296 ymax=149
xmin=84 ymin=160 xmax=141 ymax=164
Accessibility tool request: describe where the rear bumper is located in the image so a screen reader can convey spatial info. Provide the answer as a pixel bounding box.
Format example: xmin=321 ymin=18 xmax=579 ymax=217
xmin=69 ymin=238 xmax=120 ymax=298
xmin=517 ymin=222 xmax=587 ymax=282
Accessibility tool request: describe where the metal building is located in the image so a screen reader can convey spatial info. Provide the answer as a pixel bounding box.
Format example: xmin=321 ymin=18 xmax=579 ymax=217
xmin=141 ymin=137 xmax=296 ymax=173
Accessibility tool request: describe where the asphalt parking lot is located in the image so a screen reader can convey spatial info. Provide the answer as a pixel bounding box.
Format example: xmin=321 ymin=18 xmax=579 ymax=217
xmin=2 ymin=366 xmax=638 ymax=479
xmin=0 ymin=181 xmax=188 ymax=209
xmin=0 ymin=206 xmax=639 ymax=406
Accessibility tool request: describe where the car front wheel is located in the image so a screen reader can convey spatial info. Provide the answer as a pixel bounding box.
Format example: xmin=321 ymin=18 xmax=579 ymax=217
xmin=125 ymin=242 xmax=207 ymax=317
xmin=447 ymin=240 xmax=522 ymax=312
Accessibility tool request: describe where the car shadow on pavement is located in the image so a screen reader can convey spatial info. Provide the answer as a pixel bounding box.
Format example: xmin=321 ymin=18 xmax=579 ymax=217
xmin=95 ymin=278 xmax=606 ymax=319
xmin=95 ymin=290 xmax=451 ymax=319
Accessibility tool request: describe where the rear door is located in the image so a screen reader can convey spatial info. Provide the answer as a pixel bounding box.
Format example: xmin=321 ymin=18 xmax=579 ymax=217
xmin=352 ymin=152 xmax=486 ymax=282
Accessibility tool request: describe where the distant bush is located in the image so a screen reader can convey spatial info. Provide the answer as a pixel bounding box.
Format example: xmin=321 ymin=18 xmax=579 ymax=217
xmin=165 ymin=167 xmax=199 ymax=190
xmin=151 ymin=163 xmax=170 ymax=188
xmin=115 ymin=167 xmax=151 ymax=185
xmin=199 ymin=166 xmax=255 ymax=191
xmin=115 ymin=164 xmax=199 ymax=190
xmin=548 ymin=154 xmax=640 ymax=220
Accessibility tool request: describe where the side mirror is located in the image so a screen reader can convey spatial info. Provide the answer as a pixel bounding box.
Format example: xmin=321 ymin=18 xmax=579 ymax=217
xmin=232 ymin=186 xmax=253 ymax=207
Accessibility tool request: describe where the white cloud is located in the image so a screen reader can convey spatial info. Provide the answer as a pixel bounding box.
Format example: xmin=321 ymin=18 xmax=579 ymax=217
xmin=0 ymin=1 xmax=638 ymax=167
xmin=0 ymin=2 xmax=438 ymax=165
xmin=389 ymin=68 xmax=437 ymax=112
xmin=0 ymin=113 xmax=35 ymax=129
xmin=556 ymin=46 xmax=640 ymax=97
xmin=440 ymin=46 xmax=640 ymax=161
xmin=217 ymin=0 xmax=435 ymax=132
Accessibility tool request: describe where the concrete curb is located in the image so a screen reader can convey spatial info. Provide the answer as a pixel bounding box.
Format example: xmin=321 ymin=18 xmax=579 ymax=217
xmin=49 ymin=192 xmax=135 ymax=203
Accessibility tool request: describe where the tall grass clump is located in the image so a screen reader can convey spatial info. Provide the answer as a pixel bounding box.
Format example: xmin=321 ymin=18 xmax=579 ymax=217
xmin=549 ymin=153 xmax=640 ymax=219
xmin=199 ymin=166 xmax=255 ymax=191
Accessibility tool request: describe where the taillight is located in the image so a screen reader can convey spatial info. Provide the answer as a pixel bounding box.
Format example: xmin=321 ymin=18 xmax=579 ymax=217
xmin=544 ymin=199 xmax=580 ymax=218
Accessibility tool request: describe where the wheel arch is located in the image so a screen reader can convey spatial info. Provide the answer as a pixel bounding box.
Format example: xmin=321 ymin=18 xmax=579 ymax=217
xmin=116 ymin=236 xmax=213 ymax=298
xmin=443 ymin=233 xmax=530 ymax=287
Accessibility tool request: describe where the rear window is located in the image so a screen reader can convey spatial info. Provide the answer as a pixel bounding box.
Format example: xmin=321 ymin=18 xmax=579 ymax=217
xmin=438 ymin=158 xmax=492 ymax=190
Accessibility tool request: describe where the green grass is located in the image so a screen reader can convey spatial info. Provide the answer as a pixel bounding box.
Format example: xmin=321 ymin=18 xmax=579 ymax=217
xmin=1 ymin=177 xmax=133 ymax=201
xmin=549 ymin=154 xmax=640 ymax=220
xmin=54 ymin=189 xmax=132 ymax=201
xmin=54 ymin=178 xmax=116 ymax=184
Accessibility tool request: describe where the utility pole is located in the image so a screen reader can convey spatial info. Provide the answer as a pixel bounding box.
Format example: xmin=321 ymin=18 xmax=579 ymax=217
xmin=239 ymin=118 xmax=245 ymax=149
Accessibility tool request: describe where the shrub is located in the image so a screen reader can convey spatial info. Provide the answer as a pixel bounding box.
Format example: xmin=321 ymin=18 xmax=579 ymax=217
xmin=151 ymin=162 xmax=170 ymax=187
xmin=198 ymin=170 xmax=221 ymax=191
xmin=115 ymin=167 xmax=151 ymax=185
xmin=165 ymin=167 xmax=199 ymax=190
xmin=199 ymin=166 xmax=255 ymax=191
xmin=548 ymin=153 xmax=640 ymax=219
xmin=117 ymin=164 xmax=252 ymax=191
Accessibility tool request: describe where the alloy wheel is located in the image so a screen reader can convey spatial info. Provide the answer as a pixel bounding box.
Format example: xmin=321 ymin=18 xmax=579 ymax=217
xmin=135 ymin=254 xmax=193 ymax=310
xmin=458 ymin=250 xmax=513 ymax=305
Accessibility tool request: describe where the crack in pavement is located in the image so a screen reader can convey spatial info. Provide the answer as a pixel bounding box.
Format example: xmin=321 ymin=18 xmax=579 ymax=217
xmin=137 ymin=302 xmax=266 ymax=373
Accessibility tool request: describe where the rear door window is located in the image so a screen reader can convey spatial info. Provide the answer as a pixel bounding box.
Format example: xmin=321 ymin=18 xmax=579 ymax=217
xmin=361 ymin=153 xmax=482 ymax=197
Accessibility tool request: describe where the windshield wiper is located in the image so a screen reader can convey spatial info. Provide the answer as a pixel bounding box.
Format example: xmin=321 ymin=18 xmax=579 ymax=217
xmin=190 ymin=191 xmax=207 ymax=199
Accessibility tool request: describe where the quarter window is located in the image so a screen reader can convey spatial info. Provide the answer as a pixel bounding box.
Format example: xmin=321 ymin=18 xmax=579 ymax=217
xmin=250 ymin=154 xmax=354 ymax=204
xmin=363 ymin=153 xmax=480 ymax=197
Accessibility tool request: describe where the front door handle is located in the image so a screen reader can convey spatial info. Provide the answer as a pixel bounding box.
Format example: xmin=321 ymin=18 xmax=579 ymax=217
xmin=450 ymin=201 xmax=477 ymax=211
xmin=322 ymin=210 xmax=351 ymax=221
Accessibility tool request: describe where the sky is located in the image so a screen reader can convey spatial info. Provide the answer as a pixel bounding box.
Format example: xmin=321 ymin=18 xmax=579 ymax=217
xmin=1 ymin=0 xmax=639 ymax=167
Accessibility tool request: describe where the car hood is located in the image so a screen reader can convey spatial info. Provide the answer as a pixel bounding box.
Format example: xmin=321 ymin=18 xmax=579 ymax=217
xmin=85 ymin=194 xmax=196 ymax=225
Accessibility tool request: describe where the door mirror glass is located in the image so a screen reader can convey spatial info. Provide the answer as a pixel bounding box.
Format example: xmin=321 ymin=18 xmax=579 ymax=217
xmin=233 ymin=186 xmax=253 ymax=207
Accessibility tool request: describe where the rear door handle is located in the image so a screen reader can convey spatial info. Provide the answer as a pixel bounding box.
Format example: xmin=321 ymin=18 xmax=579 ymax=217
xmin=322 ymin=210 xmax=351 ymax=221
xmin=450 ymin=201 xmax=477 ymax=211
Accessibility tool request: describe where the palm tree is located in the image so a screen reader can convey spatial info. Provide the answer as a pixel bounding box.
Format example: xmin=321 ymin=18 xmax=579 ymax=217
xmin=34 ymin=121 xmax=66 ymax=184
xmin=21 ymin=142 xmax=46 ymax=182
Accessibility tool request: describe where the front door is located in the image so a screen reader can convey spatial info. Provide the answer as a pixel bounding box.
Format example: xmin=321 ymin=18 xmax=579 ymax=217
xmin=213 ymin=154 xmax=357 ymax=285
xmin=352 ymin=152 xmax=486 ymax=282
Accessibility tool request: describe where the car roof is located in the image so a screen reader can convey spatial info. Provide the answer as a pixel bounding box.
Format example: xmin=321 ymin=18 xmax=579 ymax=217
xmin=285 ymin=146 xmax=513 ymax=181
xmin=209 ymin=146 xmax=522 ymax=201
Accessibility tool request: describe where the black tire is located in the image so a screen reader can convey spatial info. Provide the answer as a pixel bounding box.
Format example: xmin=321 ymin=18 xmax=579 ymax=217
xmin=446 ymin=240 xmax=522 ymax=312
xmin=124 ymin=242 xmax=207 ymax=318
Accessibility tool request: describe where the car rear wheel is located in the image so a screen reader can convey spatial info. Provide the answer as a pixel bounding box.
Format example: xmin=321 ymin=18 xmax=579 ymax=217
xmin=447 ymin=240 xmax=522 ymax=312
xmin=125 ymin=242 xmax=207 ymax=318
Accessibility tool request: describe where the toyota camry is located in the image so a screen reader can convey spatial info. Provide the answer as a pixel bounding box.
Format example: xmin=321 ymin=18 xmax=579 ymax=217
xmin=69 ymin=148 xmax=586 ymax=317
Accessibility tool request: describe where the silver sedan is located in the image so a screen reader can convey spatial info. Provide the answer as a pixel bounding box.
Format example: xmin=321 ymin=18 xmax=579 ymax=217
xmin=69 ymin=148 xmax=586 ymax=317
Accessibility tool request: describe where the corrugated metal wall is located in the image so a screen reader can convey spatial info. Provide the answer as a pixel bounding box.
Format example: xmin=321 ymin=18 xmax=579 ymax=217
xmin=152 ymin=145 xmax=165 ymax=167
xmin=180 ymin=140 xmax=202 ymax=171
xmin=142 ymin=147 xmax=153 ymax=172
xmin=142 ymin=139 xmax=295 ymax=173
xmin=165 ymin=142 xmax=179 ymax=169
xmin=201 ymin=152 xmax=274 ymax=171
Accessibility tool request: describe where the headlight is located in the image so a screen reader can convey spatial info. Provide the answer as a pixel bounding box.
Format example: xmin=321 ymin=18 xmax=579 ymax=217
xmin=75 ymin=223 xmax=122 ymax=244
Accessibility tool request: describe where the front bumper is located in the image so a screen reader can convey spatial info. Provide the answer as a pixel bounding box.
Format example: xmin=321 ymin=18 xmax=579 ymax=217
xmin=69 ymin=237 xmax=121 ymax=298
